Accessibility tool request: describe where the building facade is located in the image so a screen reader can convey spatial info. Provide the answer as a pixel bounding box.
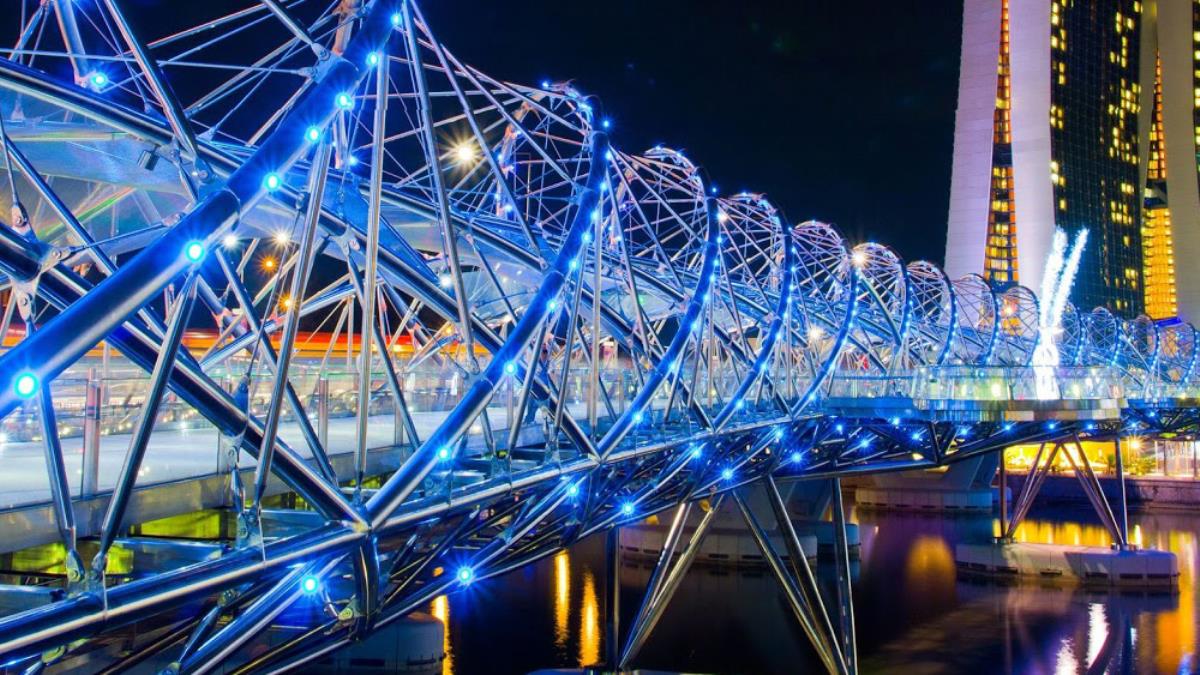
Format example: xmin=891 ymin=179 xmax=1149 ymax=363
xmin=946 ymin=0 xmax=1200 ymax=322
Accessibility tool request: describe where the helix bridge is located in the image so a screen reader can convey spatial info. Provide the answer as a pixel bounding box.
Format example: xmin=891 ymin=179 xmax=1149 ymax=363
xmin=0 ymin=1 xmax=1194 ymax=673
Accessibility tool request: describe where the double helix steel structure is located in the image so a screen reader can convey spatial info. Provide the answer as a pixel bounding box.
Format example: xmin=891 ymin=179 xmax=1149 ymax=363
xmin=0 ymin=1 xmax=1198 ymax=672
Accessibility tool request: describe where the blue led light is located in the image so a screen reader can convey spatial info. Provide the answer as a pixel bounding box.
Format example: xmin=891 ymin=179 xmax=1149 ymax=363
xmin=504 ymin=361 xmax=516 ymax=375
xmin=620 ymin=502 xmax=634 ymax=516
xmin=14 ymin=372 xmax=38 ymax=399
xmin=633 ymin=411 xmax=644 ymax=424
xmin=790 ymin=451 xmax=801 ymax=463
xmin=264 ymin=173 xmax=282 ymax=191
xmin=835 ymin=423 xmax=844 ymax=433
xmin=721 ymin=467 xmax=734 ymax=481
xmin=300 ymin=575 xmax=320 ymax=594
xmin=335 ymin=92 xmax=354 ymax=109
xmin=690 ymin=446 xmax=702 ymax=459
xmin=566 ymin=483 xmax=579 ymax=498
xmin=391 ymin=12 xmax=401 ymax=26
xmin=89 ymin=72 xmax=108 ymax=89
xmin=601 ymin=118 xmax=611 ymax=129
xmin=183 ymin=240 xmax=206 ymax=263
xmin=456 ymin=566 xmax=475 ymax=584
xmin=367 ymin=51 xmax=380 ymax=66
xmin=437 ymin=447 xmax=451 ymax=461
xmin=541 ymin=80 xmax=551 ymax=89
xmin=304 ymin=126 xmax=321 ymax=143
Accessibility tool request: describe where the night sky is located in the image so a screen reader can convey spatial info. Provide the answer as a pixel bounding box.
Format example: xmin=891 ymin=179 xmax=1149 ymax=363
xmin=422 ymin=1 xmax=964 ymax=265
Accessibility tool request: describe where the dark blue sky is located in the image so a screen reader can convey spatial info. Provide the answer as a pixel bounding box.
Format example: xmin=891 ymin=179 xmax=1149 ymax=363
xmin=423 ymin=1 xmax=964 ymax=265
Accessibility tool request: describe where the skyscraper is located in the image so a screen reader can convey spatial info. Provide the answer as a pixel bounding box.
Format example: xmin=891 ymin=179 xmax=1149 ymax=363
xmin=946 ymin=0 xmax=1200 ymax=322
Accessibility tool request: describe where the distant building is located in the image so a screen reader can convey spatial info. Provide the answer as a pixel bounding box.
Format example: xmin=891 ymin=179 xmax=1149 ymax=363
xmin=946 ymin=0 xmax=1200 ymax=321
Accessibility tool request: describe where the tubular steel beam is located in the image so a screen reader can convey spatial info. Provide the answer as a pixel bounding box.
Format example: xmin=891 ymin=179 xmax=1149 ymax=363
xmin=93 ymin=273 xmax=199 ymax=571
xmin=253 ymin=140 xmax=333 ymax=505
xmin=829 ymin=478 xmax=858 ymax=674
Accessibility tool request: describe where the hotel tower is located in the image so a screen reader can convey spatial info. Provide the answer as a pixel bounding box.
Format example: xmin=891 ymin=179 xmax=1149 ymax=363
xmin=946 ymin=0 xmax=1200 ymax=322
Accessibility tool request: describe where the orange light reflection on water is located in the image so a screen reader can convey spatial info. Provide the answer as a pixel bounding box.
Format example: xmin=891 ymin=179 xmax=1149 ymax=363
xmin=431 ymin=594 xmax=453 ymax=675
xmin=554 ymin=551 xmax=570 ymax=649
xmin=993 ymin=516 xmax=1197 ymax=673
xmin=580 ymin=569 xmax=600 ymax=666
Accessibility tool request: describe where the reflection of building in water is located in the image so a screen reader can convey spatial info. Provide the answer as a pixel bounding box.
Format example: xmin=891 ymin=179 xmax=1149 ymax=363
xmin=579 ymin=570 xmax=600 ymax=666
xmin=1086 ymin=603 xmax=1109 ymax=667
xmin=1138 ymin=523 xmax=1197 ymax=672
xmin=902 ymin=535 xmax=955 ymax=610
xmin=553 ymin=551 xmax=570 ymax=650
xmin=903 ymin=535 xmax=956 ymax=609
xmin=988 ymin=515 xmax=1193 ymax=672
xmin=431 ymin=595 xmax=453 ymax=675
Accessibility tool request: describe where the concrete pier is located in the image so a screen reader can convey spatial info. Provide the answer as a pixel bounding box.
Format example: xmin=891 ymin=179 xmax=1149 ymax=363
xmin=955 ymin=542 xmax=1178 ymax=588
xmin=620 ymin=521 xmax=819 ymax=568
xmin=850 ymin=454 xmax=1002 ymax=514
xmin=855 ymin=484 xmax=994 ymax=513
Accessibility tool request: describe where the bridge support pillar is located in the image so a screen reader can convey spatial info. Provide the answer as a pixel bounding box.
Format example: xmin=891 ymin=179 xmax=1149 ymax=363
xmin=619 ymin=495 xmax=725 ymax=669
xmin=1114 ymin=436 xmax=1130 ymax=549
xmin=955 ymin=436 xmax=1181 ymax=588
xmin=830 ymin=478 xmax=857 ymax=675
xmin=997 ymin=450 xmax=1008 ymax=539
xmin=605 ymin=525 xmax=621 ymax=669
xmin=735 ymin=485 xmax=850 ymax=675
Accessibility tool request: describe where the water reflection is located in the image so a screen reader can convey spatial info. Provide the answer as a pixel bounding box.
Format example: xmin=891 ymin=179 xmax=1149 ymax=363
xmin=422 ymin=507 xmax=1200 ymax=674
xmin=554 ymin=551 xmax=569 ymax=649
xmin=857 ymin=508 xmax=1198 ymax=674
xmin=579 ymin=569 xmax=600 ymax=666
xmin=430 ymin=595 xmax=453 ymax=675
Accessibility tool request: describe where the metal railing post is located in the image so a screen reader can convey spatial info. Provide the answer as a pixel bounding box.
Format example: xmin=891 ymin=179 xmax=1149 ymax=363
xmin=605 ymin=525 xmax=621 ymax=669
xmin=81 ymin=367 xmax=101 ymax=497
xmin=393 ymin=392 xmax=405 ymax=447
xmin=998 ymin=449 xmax=1008 ymax=540
xmin=317 ymin=376 xmax=329 ymax=452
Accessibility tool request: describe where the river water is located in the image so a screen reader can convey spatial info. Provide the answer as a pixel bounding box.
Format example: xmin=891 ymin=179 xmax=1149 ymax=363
xmin=424 ymin=502 xmax=1199 ymax=674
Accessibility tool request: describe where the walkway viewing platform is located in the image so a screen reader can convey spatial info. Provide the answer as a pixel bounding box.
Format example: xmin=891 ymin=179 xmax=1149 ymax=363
xmin=824 ymin=366 xmax=1126 ymax=423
